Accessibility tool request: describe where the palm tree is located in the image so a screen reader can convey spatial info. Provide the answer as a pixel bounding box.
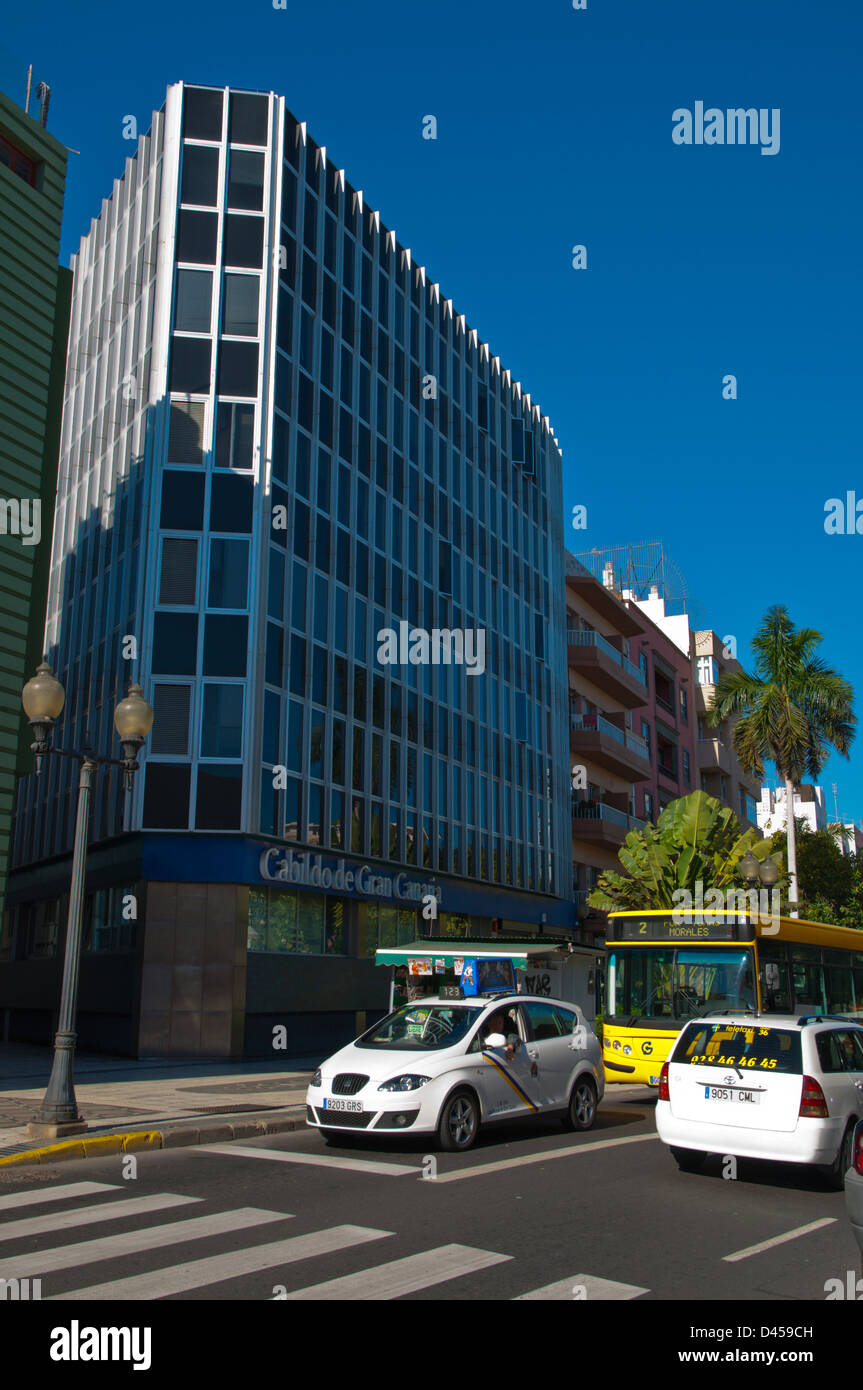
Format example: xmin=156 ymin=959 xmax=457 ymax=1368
xmin=706 ymin=606 xmax=855 ymax=917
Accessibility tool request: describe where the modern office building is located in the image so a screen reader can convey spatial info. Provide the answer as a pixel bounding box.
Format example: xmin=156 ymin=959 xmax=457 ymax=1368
xmin=0 ymin=84 xmax=70 ymax=934
xmin=3 ymin=82 xmax=572 ymax=1057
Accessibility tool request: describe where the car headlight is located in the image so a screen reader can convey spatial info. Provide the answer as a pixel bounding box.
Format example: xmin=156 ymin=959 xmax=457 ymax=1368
xmin=378 ymin=1074 xmax=431 ymax=1092
xmin=311 ymin=1069 xmax=322 ymax=1087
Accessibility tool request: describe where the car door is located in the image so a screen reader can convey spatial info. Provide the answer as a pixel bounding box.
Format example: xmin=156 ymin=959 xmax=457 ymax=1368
xmin=468 ymin=1004 xmax=541 ymax=1120
xmin=520 ymin=1001 xmax=573 ymax=1108
xmin=816 ymin=1029 xmax=863 ymax=1123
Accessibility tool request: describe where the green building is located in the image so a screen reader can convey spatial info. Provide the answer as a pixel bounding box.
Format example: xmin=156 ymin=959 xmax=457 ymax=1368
xmin=0 ymin=85 xmax=70 ymax=929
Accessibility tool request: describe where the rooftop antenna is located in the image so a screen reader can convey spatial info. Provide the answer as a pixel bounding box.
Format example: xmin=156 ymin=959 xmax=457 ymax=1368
xmin=25 ymin=63 xmax=32 ymax=115
xmin=36 ymin=80 xmax=50 ymax=128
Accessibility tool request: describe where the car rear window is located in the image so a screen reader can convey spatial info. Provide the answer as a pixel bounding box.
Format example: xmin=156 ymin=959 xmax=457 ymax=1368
xmin=671 ymin=1022 xmax=802 ymax=1074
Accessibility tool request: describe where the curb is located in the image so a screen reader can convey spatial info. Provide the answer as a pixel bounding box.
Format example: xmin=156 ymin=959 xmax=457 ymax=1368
xmin=0 ymin=1109 xmax=308 ymax=1168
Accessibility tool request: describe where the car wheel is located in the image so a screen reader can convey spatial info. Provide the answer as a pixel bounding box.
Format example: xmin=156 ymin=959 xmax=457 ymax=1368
xmin=437 ymin=1088 xmax=480 ymax=1152
xmin=563 ymin=1075 xmax=598 ymax=1131
xmin=820 ymin=1122 xmax=855 ymax=1191
xmin=670 ymin=1146 xmax=706 ymax=1172
xmin=320 ymin=1128 xmax=352 ymax=1147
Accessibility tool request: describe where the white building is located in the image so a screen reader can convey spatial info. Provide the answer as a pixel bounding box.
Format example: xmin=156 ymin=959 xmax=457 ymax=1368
xmin=758 ymin=784 xmax=827 ymax=836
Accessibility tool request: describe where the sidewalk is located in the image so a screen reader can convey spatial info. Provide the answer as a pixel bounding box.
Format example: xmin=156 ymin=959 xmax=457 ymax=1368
xmin=0 ymin=1041 xmax=319 ymax=1167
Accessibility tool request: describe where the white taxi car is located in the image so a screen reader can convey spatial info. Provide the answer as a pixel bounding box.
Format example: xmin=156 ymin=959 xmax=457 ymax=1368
xmin=306 ymin=993 xmax=604 ymax=1151
xmin=656 ymin=1013 xmax=863 ymax=1188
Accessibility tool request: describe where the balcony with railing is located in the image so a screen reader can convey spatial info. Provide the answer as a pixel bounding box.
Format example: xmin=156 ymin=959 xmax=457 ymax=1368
xmin=566 ymin=629 xmax=648 ymax=708
xmin=570 ymin=712 xmax=652 ymax=781
xmin=571 ymin=797 xmax=646 ymax=847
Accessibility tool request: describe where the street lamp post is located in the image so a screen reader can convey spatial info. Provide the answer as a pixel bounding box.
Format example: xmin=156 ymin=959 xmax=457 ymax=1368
xmin=21 ymin=664 xmax=153 ymax=1139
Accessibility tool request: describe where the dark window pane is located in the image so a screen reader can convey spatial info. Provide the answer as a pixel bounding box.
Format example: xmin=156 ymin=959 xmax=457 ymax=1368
xmin=229 ymin=91 xmax=268 ymax=146
xmin=282 ymin=167 xmax=297 ymax=226
xmin=228 ymin=149 xmax=264 ymax=210
xmin=181 ymin=144 xmax=219 ymax=206
xmin=160 ymin=470 xmax=205 ymax=529
xmin=196 ymin=764 xmax=243 ymax=829
xmin=210 ymin=472 xmax=253 ymax=532
xmin=266 ymin=622 xmax=284 ymax=685
xmin=215 ymin=402 xmax=254 ymax=469
xmin=208 ymin=538 xmax=249 ymax=608
xmin=183 ymin=87 xmax=223 ymax=141
xmin=224 ymin=214 xmax=264 ymax=268
xmin=175 ymin=269 xmax=212 ymax=332
xmin=222 ymin=274 xmax=259 ymax=335
xmin=217 ymin=339 xmax=258 ymax=396
xmin=170 ymin=336 xmax=211 ymax=394
xmin=203 ymin=615 xmax=248 ymax=676
xmin=201 ymin=685 xmax=244 ymax=757
xmin=143 ymin=763 xmax=191 ymax=828
xmin=152 ymin=613 xmax=198 ymax=675
xmin=277 ymin=287 xmax=293 ymax=355
xmin=176 ymin=209 xmax=218 ymax=264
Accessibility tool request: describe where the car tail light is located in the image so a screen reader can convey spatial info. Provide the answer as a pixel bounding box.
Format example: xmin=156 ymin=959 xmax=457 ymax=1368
xmin=854 ymin=1124 xmax=863 ymax=1177
xmin=658 ymin=1062 xmax=670 ymax=1101
xmin=799 ymin=1075 xmax=829 ymax=1118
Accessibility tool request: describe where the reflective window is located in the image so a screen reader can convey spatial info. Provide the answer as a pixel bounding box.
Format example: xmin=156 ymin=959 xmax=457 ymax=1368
xmin=227 ymin=148 xmax=264 ymax=210
xmin=195 ymin=764 xmax=243 ymax=829
xmin=215 ymin=402 xmax=254 ymax=469
xmin=210 ymin=473 xmax=253 ymax=532
xmin=152 ymin=613 xmax=198 ymax=675
xmin=180 ymin=144 xmax=219 ymax=206
xmin=224 ymin=214 xmax=264 ymax=268
xmin=229 ymin=91 xmax=269 ymax=145
xmin=203 ymin=615 xmax=248 ymax=676
xmin=160 ymin=470 xmax=205 ymax=529
xmin=217 ymin=339 xmax=258 ymax=396
xmin=143 ymin=763 xmax=191 ymax=828
xmin=182 ymin=87 xmax=223 ymax=142
xmin=208 ymin=538 xmax=249 ymax=608
xmin=175 ymin=269 xmax=212 ymax=332
xmin=170 ymin=336 xmax=211 ymax=394
xmin=201 ymin=684 xmax=244 ymax=758
xmin=222 ymin=274 xmax=259 ymax=336
xmin=176 ymin=209 xmax=218 ymax=264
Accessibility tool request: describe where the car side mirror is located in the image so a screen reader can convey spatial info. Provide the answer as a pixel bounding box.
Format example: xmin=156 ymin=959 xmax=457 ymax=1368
xmin=484 ymin=1033 xmax=506 ymax=1048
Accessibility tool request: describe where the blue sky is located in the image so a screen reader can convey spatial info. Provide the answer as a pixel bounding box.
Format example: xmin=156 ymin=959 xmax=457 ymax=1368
xmin=5 ymin=0 xmax=863 ymax=820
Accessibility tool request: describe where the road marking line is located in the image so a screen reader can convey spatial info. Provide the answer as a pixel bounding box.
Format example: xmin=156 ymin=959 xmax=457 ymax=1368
xmin=198 ymin=1143 xmax=421 ymax=1175
xmin=50 ymin=1225 xmax=393 ymax=1300
xmin=283 ymin=1243 xmax=512 ymax=1300
xmin=0 ymin=1208 xmax=293 ymax=1279
xmin=515 ymin=1273 xmax=649 ymax=1301
xmin=0 ymin=1182 xmax=116 ymax=1211
xmin=433 ymin=1132 xmax=659 ymax=1183
xmin=0 ymin=1193 xmax=199 ymax=1243
xmin=723 ymin=1218 xmax=837 ymax=1263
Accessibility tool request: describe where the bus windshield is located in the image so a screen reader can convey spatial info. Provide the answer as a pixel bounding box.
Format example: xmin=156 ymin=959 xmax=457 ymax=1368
xmin=607 ymin=948 xmax=756 ymax=1022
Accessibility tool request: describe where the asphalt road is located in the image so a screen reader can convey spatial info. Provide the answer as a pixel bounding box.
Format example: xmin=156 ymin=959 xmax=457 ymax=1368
xmin=1 ymin=1089 xmax=859 ymax=1303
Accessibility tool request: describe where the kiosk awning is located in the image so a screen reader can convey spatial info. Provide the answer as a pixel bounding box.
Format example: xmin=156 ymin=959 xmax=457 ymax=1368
xmin=375 ymin=940 xmax=569 ymax=970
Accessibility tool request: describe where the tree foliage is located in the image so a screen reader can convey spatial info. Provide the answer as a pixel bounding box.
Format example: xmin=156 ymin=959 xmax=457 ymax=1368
xmin=589 ymin=790 xmax=782 ymax=911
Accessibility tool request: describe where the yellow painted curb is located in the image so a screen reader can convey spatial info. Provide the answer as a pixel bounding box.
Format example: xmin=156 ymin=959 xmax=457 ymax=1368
xmin=0 ymin=1130 xmax=164 ymax=1167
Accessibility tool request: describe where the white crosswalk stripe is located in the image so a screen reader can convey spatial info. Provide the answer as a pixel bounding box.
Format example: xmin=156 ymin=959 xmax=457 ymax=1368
xmin=198 ymin=1143 xmax=421 ymax=1176
xmin=0 ymin=1182 xmax=117 ymax=1212
xmin=0 ymin=1193 xmax=199 ymax=1243
xmin=51 ymin=1225 xmax=394 ymax=1300
xmin=282 ymin=1244 xmax=511 ymax=1299
xmin=515 ymin=1273 xmax=649 ymax=1300
xmin=0 ymin=1207 xmax=293 ymax=1279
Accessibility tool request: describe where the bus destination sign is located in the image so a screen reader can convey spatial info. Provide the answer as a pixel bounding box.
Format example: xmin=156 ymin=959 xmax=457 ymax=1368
xmin=610 ymin=918 xmax=748 ymax=942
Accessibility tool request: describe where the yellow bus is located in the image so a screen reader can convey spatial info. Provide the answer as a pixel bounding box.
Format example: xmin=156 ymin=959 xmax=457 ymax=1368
xmin=603 ymin=909 xmax=863 ymax=1086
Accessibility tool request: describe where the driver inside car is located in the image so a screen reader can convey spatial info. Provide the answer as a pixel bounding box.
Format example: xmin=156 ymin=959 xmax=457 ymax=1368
xmin=482 ymin=1007 xmax=521 ymax=1063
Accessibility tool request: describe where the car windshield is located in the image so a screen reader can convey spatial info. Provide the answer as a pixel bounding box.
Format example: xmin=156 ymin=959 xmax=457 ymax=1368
xmin=356 ymin=1004 xmax=477 ymax=1051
